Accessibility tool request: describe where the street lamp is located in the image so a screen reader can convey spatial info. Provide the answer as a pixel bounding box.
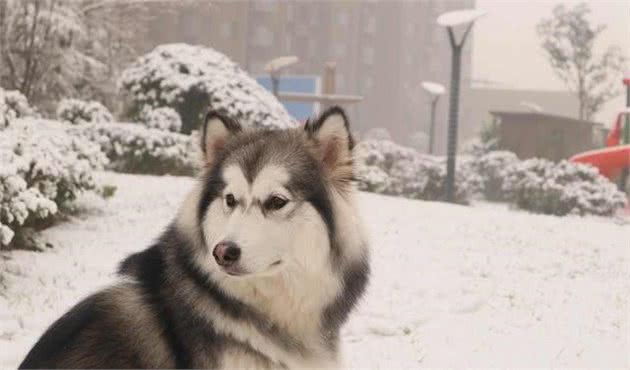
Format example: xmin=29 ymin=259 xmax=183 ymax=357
xmin=437 ymin=9 xmax=486 ymax=202
xmin=264 ymin=56 xmax=299 ymax=97
xmin=421 ymin=81 xmax=445 ymax=154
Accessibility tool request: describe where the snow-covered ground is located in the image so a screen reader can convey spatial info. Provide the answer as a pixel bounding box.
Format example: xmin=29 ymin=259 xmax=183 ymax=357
xmin=1 ymin=173 xmax=628 ymax=368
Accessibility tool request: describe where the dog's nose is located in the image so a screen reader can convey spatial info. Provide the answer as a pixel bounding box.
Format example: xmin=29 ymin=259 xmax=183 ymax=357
xmin=213 ymin=241 xmax=241 ymax=267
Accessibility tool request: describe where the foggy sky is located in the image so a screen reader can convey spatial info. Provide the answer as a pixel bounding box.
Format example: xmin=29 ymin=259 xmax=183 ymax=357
xmin=472 ymin=0 xmax=630 ymax=125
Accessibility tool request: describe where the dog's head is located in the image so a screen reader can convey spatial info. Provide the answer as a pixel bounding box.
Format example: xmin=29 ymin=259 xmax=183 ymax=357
xmin=195 ymin=107 xmax=355 ymax=278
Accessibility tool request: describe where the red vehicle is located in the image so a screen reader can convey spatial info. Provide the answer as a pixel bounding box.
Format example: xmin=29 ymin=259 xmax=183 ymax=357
xmin=570 ymin=74 xmax=630 ymax=184
xmin=570 ymin=108 xmax=630 ymax=179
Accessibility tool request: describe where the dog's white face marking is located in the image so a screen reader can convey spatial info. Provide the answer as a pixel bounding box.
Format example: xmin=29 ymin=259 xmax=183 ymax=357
xmin=202 ymin=164 xmax=330 ymax=277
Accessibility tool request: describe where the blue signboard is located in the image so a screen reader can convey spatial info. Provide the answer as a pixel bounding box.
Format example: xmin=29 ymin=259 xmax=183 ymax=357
xmin=256 ymin=75 xmax=319 ymax=122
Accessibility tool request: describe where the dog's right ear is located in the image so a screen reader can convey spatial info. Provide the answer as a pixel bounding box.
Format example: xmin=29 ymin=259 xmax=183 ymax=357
xmin=201 ymin=111 xmax=241 ymax=165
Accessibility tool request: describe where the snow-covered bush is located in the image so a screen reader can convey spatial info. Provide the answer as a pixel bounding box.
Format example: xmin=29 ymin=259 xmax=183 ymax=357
xmin=386 ymin=155 xmax=482 ymax=204
xmin=354 ymin=139 xmax=481 ymax=204
xmin=0 ymin=119 xmax=108 ymax=249
xmin=363 ymin=127 xmax=392 ymax=141
xmin=118 ymin=43 xmax=294 ymax=133
xmin=407 ymin=131 xmax=429 ymax=152
xmin=475 ymin=150 xmax=520 ymax=201
xmin=70 ymin=122 xmax=199 ymax=176
xmin=56 ymin=98 xmax=114 ymax=125
xmin=140 ymin=107 xmax=182 ymax=132
xmin=0 ymin=88 xmax=37 ymax=126
xmin=355 ymin=164 xmax=391 ymax=193
xmin=0 ymin=89 xmax=6 ymax=127
xmin=502 ymin=158 xmax=627 ymax=216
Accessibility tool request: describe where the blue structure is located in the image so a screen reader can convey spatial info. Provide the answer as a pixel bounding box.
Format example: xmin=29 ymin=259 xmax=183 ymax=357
xmin=257 ymin=76 xmax=319 ymax=122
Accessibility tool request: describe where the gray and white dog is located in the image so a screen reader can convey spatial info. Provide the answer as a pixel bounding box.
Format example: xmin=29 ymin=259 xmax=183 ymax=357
xmin=20 ymin=106 xmax=370 ymax=369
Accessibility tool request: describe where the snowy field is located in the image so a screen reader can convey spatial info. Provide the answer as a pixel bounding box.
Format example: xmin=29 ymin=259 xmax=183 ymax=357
xmin=1 ymin=172 xmax=628 ymax=368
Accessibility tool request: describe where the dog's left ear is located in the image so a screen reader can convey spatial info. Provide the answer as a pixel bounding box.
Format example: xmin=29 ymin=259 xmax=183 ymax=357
xmin=305 ymin=106 xmax=354 ymax=182
xmin=201 ymin=110 xmax=242 ymax=166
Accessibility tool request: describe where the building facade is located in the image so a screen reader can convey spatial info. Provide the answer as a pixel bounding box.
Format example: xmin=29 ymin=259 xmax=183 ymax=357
xmin=140 ymin=0 xmax=475 ymax=154
xmin=491 ymin=111 xmax=600 ymax=161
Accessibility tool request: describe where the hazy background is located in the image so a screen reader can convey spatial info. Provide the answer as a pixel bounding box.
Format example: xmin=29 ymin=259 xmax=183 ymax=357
xmin=473 ymin=0 xmax=630 ymax=124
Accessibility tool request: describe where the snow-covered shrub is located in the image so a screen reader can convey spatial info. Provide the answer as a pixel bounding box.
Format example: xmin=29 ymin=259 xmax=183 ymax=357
xmin=354 ymin=139 xmax=418 ymax=172
xmin=355 ymin=164 xmax=391 ymax=193
xmin=386 ymin=155 xmax=482 ymax=204
xmin=4 ymin=89 xmax=36 ymax=119
xmin=70 ymin=122 xmax=199 ymax=176
xmin=0 ymin=89 xmax=6 ymax=127
xmin=407 ymin=131 xmax=429 ymax=152
xmin=503 ymin=158 xmax=627 ymax=216
xmin=140 ymin=107 xmax=182 ymax=132
xmin=354 ymin=139 xmax=481 ymax=204
xmin=0 ymin=119 xmax=108 ymax=249
xmin=475 ymin=150 xmax=520 ymax=201
xmin=118 ymin=43 xmax=294 ymax=133
xmin=56 ymin=98 xmax=114 ymax=125
xmin=363 ymin=127 xmax=392 ymax=141
xmin=0 ymin=88 xmax=37 ymax=126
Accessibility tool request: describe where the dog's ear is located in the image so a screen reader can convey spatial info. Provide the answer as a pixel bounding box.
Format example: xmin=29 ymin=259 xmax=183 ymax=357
xmin=201 ymin=111 xmax=241 ymax=165
xmin=305 ymin=106 xmax=354 ymax=187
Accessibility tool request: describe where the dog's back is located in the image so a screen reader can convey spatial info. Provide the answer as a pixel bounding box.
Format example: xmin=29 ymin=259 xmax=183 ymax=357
xmin=19 ymin=284 xmax=174 ymax=369
xmin=20 ymin=245 xmax=177 ymax=369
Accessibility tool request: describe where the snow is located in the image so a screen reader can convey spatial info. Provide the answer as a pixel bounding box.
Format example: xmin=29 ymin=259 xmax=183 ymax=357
xmin=421 ymin=81 xmax=445 ymax=95
xmin=437 ymin=9 xmax=487 ymax=27
xmin=1 ymin=173 xmax=628 ymax=368
xmin=56 ymin=98 xmax=114 ymax=125
xmin=140 ymin=106 xmax=182 ymax=133
xmin=119 ymin=43 xmax=296 ymax=130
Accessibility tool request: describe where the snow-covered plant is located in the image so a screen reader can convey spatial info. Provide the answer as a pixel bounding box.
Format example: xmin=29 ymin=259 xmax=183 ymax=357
xmin=363 ymin=127 xmax=392 ymax=141
xmin=354 ymin=139 xmax=418 ymax=172
xmin=0 ymin=89 xmax=6 ymax=127
xmin=386 ymin=155 xmax=482 ymax=204
xmin=140 ymin=107 xmax=182 ymax=132
xmin=354 ymin=139 xmax=481 ymax=204
xmin=407 ymin=131 xmax=429 ymax=152
xmin=503 ymin=158 xmax=627 ymax=216
xmin=355 ymin=163 xmax=391 ymax=193
xmin=70 ymin=122 xmax=199 ymax=176
xmin=0 ymin=119 xmax=108 ymax=249
xmin=118 ymin=43 xmax=294 ymax=133
xmin=475 ymin=150 xmax=520 ymax=201
xmin=57 ymin=98 xmax=114 ymax=125
xmin=5 ymin=89 xmax=36 ymax=118
xmin=0 ymin=88 xmax=37 ymax=126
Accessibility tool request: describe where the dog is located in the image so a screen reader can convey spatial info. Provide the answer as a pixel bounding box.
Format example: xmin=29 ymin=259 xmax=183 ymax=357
xmin=19 ymin=106 xmax=370 ymax=369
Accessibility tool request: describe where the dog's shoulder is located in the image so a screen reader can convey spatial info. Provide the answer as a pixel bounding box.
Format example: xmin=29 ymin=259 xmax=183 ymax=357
xmin=19 ymin=291 xmax=109 ymax=369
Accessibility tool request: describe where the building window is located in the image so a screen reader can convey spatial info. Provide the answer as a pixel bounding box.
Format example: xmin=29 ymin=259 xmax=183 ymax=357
xmin=336 ymin=12 xmax=348 ymax=26
xmin=334 ymin=43 xmax=345 ymax=58
xmin=362 ymin=47 xmax=374 ymax=65
xmin=336 ymin=74 xmax=345 ymax=90
xmin=364 ymin=77 xmax=373 ymax=91
xmin=220 ymin=23 xmax=232 ymax=38
xmin=253 ymin=26 xmax=273 ymax=46
xmin=253 ymin=1 xmax=274 ymax=12
xmin=364 ymin=16 xmax=375 ymax=34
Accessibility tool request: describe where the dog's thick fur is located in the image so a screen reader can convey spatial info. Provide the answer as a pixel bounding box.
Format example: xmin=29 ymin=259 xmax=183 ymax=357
xmin=19 ymin=107 xmax=370 ymax=369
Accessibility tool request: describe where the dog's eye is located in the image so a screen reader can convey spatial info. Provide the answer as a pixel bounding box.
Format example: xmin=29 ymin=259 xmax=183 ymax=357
xmin=225 ymin=194 xmax=237 ymax=208
xmin=264 ymin=195 xmax=288 ymax=211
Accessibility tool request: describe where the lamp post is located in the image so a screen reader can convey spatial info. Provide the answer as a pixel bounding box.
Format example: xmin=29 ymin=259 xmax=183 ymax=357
xmin=421 ymin=81 xmax=445 ymax=154
xmin=437 ymin=9 xmax=486 ymax=202
xmin=264 ymin=56 xmax=299 ymax=97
